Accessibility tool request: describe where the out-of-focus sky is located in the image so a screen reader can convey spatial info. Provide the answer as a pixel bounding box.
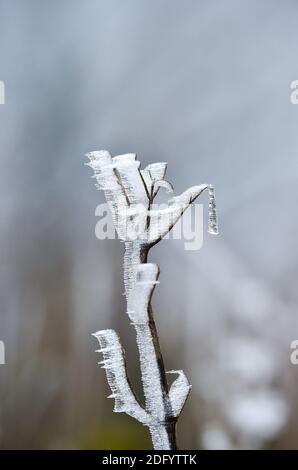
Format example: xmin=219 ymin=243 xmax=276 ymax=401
xmin=0 ymin=0 xmax=297 ymax=449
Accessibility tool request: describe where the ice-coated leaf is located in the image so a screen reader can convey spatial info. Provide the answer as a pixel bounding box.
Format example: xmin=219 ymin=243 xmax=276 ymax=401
xmin=112 ymin=158 xmax=148 ymax=207
xmin=86 ymin=151 xmax=216 ymax=249
xmin=112 ymin=153 xmax=137 ymax=163
xmin=147 ymin=184 xmax=209 ymax=245
xmin=145 ymin=162 xmax=167 ymax=181
xmin=85 ymin=149 xmax=112 ymax=170
xmin=153 ymin=179 xmax=174 ymax=194
xmin=141 ymin=162 xmax=168 ymax=199
xmin=167 ymin=370 xmax=192 ymax=418
xmin=93 ymin=329 xmax=150 ymax=424
xmin=168 ymin=184 xmax=209 ymax=206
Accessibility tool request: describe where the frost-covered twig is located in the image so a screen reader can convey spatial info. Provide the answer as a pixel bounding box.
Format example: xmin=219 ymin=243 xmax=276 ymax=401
xmin=86 ymin=150 xmax=218 ymax=449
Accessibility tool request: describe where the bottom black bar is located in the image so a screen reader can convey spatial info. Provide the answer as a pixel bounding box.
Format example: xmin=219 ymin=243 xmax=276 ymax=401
xmin=0 ymin=450 xmax=295 ymax=466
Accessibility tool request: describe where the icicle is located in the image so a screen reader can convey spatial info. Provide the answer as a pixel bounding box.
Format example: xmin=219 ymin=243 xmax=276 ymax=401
xmin=208 ymin=185 xmax=218 ymax=235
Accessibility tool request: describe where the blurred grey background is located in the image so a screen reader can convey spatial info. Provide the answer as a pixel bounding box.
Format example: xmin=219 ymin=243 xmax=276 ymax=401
xmin=0 ymin=0 xmax=298 ymax=449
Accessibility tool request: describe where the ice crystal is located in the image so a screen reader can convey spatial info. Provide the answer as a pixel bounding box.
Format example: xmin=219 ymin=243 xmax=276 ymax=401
xmin=86 ymin=150 xmax=218 ymax=449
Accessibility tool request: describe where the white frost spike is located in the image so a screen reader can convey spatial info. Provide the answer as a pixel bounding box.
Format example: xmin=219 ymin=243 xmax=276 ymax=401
xmin=85 ymin=150 xmax=112 ymax=170
xmin=86 ymin=150 xmax=219 ymax=450
xmin=208 ymin=185 xmax=218 ymax=235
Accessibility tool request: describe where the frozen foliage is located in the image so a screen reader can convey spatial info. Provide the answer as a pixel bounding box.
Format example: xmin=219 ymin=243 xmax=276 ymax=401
xmin=86 ymin=150 xmax=216 ymax=297
xmin=93 ymin=329 xmax=150 ymax=425
xmin=86 ymin=151 xmax=217 ymax=449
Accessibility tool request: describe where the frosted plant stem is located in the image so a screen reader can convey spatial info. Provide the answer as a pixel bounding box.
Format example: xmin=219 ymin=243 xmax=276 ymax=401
xmin=147 ymin=304 xmax=178 ymax=450
xmin=87 ymin=151 xmax=217 ymax=450
xmin=134 ymin=319 xmax=177 ymax=449
xmin=123 ymin=241 xmax=149 ymax=297
xmin=126 ymin=243 xmax=177 ymax=449
xmin=149 ymin=423 xmax=177 ymax=451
